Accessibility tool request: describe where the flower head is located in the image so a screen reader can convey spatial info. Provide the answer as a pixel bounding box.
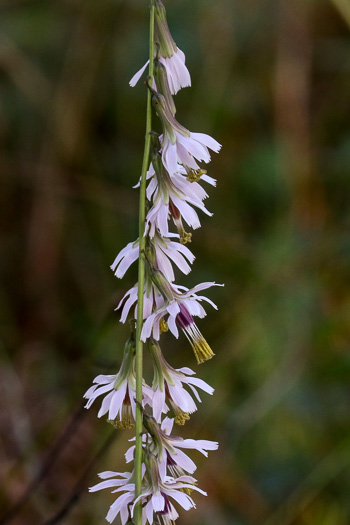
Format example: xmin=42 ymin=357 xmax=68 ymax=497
xmin=90 ymin=453 xmax=206 ymax=525
xmin=147 ymin=339 xmax=214 ymax=423
xmin=141 ymin=281 xmax=223 ymax=363
xmin=145 ymin=137 xmax=215 ymax=241
xmin=117 ymin=282 xmax=163 ymax=324
xmin=130 ymin=1 xmax=190 ymax=95
xmin=84 ymin=336 xmax=152 ymax=428
xmin=111 ymin=232 xmax=194 ymax=282
xmin=135 ymin=451 xmax=207 ymax=525
xmin=89 ymin=469 xmax=139 ymax=524
xmin=150 ymin=91 xmax=221 ymax=177
xmin=126 ymin=416 xmax=218 ymax=480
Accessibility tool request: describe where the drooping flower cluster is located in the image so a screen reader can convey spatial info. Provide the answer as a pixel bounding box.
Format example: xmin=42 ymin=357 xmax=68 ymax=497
xmin=85 ymin=1 xmax=222 ymax=523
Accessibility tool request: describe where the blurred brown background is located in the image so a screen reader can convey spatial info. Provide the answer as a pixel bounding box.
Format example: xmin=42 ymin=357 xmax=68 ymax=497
xmin=1 ymin=0 xmax=350 ymax=524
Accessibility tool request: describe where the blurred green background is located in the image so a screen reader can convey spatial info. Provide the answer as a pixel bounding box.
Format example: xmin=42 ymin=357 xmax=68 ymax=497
xmin=1 ymin=0 xmax=350 ymax=524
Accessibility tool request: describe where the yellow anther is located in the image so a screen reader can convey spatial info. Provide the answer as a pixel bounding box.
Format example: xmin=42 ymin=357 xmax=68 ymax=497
xmin=160 ymin=319 xmax=169 ymax=333
xmin=107 ymin=418 xmax=135 ymax=430
xmin=186 ymin=168 xmax=207 ymax=183
xmin=180 ymin=231 xmax=192 ymax=245
xmin=174 ymin=411 xmax=190 ymax=425
xmin=192 ymin=337 xmax=215 ymax=365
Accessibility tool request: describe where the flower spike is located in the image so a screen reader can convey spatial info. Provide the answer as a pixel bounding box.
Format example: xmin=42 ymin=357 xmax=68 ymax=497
xmin=87 ymin=2 xmax=222 ymax=524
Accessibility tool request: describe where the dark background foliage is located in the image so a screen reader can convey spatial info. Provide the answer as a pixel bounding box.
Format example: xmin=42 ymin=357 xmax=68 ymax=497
xmin=1 ymin=0 xmax=350 ymax=524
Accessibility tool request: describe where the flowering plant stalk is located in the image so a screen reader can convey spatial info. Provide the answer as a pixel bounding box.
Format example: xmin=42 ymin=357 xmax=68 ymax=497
xmin=84 ymin=2 xmax=222 ymax=524
xmin=134 ymin=3 xmax=156 ymax=521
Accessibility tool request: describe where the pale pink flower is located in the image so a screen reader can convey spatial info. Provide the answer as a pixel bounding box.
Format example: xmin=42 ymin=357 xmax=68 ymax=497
xmin=117 ymin=281 xmax=222 ymax=364
xmin=90 ymin=470 xmax=140 ymax=524
xmin=147 ymin=339 xmax=214 ymax=422
xmin=151 ymin=92 xmax=221 ymax=176
xmin=158 ymin=48 xmax=191 ymax=95
xmin=145 ymin=162 xmax=215 ymax=240
xmin=130 ymin=0 xmax=190 ymax=95
xmin=134 ymin=452 xmax=206 ymax=525
xmin=90 ymin=462 xmax=206 ymax=525
xmin=133 ymin=469 xmax=206 ymax=525
xmin=116 ymin=283 xmax=163 ymax=324
xmin=111 ymin=232 xmax=194 ymax=282
xmin=84 ymin=338 xmax=153 ymax=428
xmin=141 ymin=281 xmax=223 ymax=363
xmin=161 ymin=130 xmax=221 ymax=178
xmin=130 ymin=47 xmax=190 ymax=96
xmin=126 ymin=416 xmax=218 ymax=479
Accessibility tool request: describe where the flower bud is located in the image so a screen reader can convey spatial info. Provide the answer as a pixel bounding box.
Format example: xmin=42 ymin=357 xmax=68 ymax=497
xmin=154 ymin=0 xmax=177 ymax=58
xmin=113 ymin=335 xmax=136 ymax=390
xmin=149 ymin=265 xmax=174 ymax=302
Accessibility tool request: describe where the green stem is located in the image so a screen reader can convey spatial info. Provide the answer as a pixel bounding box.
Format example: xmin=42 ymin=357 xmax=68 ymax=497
xmin=134 ymin=1 xmax=155 ymax=523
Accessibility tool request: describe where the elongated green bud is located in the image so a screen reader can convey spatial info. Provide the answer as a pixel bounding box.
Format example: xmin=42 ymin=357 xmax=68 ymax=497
xmin=149 ymin=265 xmax=174 ymax=302
xmin=113 ymin=335 xmax=136 ymax=390
xmin=154 ymin=0 xmax=177 ymax=58
xmin=142 ymin=412 xmax=163 ymax=451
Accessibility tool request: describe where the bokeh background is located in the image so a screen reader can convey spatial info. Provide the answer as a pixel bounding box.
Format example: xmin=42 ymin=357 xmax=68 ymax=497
xmin=1 ymin=0 xmax=350 ymax=524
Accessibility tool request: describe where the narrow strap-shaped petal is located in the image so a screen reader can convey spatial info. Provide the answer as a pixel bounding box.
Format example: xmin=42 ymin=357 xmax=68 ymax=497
xmin=169 ymin=448 xmax=197 ymax=474
xmin=151 ymin=492 xmax=165 ymax=512
xmin=190 ymin=131 xmax=222 ymax=153
xmin=98 ymin=471 xmax=130 ymax=480
xmin=152 ymin=386 xmax=167 ymax=422
xmin=129 ymin=59 xmax=150 ymax=87
xmin=97 ymin=390 xmax=114 ymax=418
xmin=116 ymin=248 xmax=139 ymax=278
xmin=161 ymin=416 xmax=175 ymax=435
xmin=186 ymin=376 xmax=214 ymax=395
xmin=108 ymin=381 xmax=127 ymax=420
xmin=166 ymin=489 xmax=195 ymax=510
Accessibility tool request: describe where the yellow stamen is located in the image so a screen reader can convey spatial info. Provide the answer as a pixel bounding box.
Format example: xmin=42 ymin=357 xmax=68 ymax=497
xmin=174 ymin=411 xmax=190 ymax=425
xmin=186 ymin=168 xmax=207 ymax=183
xmin=107 ymin=405 xmax=135 ymax=430
xmin=107 ymin=418 xmax=135 ymax=430
xmin=117 ymin=419 xmax=135 ymax=430
xmin=160 ymin=318 xmax=169 ymax=333
xmin=180 ymin=231 xmax=192 ymax=244
xmin=192 ymin=337 xmax=215 ymax=364
xmin=181 ymin=487 xmax=194 ymax=495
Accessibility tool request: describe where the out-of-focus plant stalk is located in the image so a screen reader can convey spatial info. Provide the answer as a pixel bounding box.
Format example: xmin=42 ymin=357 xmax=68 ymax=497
xmin=134 ymin=2 xmax=155 ymax=524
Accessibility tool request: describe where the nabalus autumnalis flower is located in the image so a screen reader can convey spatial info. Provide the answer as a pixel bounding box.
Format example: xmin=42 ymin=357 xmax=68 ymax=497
xmin=130 ymin=0 xmax=191 ymax=95
xmin=125 ymin=415 xmax=218 ymax=479
xmin=84 ymin=335 xmax=152 ymax=428
xmin=111 ymin=231 xmax=195 ymax=282
xmin=144 ymin=134 xmax=216 ymax=243
xmin=90 ymin=452 xmax=207 ymax=525
xmin=141 ymin=279 xmax=223 ymax=364
xmin=151 ymin=89 xmax=221 ymax=177
xmin=147 ymin=338 xmax=214 ymax=423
